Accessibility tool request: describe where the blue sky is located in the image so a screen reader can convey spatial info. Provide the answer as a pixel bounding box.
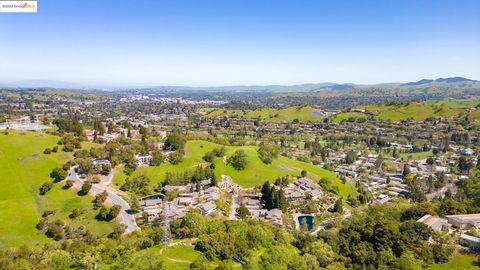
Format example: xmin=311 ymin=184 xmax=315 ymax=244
xmin=0 ymin=0 xmax=479 ymax=86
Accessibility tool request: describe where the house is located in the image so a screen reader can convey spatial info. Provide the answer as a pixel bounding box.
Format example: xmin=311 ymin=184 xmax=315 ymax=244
xmin=135 ymin=153 xmax=152 ymax=166
xmin=293 ymin=177 xmax=323 ymax=199
xmin=140 ymin=194 xmax=164 ymax=208
xmin=203 ymin=186 xmax=220 ymax=201
xmin=458 ymin=148 xmax=475 ymax=156
xmin=93 ymin=159 xmax=111 ymax=170
xmin=417 ymin=215 xmax=449 ymax=231
xmin=197 ymin=201 xmax=217 ymax=215
xmin=459 ymin=234 xmax=480 ymax=251
xmin=445 ymin=214 xmax=480 ymax=229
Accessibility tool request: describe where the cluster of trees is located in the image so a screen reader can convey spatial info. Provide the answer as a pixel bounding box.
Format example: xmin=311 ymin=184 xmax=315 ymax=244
xmin=304 ymin=137 xmax=329 ymax=162
xmin=260 ymin=181 xmax=288 ymax=211
xmin=436 ymin=175 xmax=480 ymax=215
xmin=227 ymin=149 xmax=248 ymax=170
xmin=57 ymin=134 xmax=82 ymax=152
xmin=164 ymin=133 xmax=185 ymax=151
xmin=121 ymin=175 xmax=151 ymax=196
xmin=257 ymin=142 xmax=280 ymax=164
xmin=39 ymin=167 xmax=69 ymax=195
xmin=43 ymin=146 xmax=58 ymax=154
xmin=318 ymin=203 xmax=456 ymax=269
xmin=53 ymin=118 xmax=84 ymax=136
xmin=203 ymin=146 xmax=228 ymax=163
xmin=164 ymin=165 xmax=216 ymax=186
xmin=97 ymin=205 xmax=122 ymax=221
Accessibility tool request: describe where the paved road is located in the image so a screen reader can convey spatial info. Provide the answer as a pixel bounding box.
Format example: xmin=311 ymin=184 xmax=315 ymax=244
xmin=68 ymin=166 xmax=140 ymax=233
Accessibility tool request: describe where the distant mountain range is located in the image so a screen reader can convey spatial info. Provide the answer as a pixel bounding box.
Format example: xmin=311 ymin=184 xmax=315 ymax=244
xmin=0 ymin=77 xmax=478 ymax=92
xmin=400 ymin=77 xmax=478 ymax=86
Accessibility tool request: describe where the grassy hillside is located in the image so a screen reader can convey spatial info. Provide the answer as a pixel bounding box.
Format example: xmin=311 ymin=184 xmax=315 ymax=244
xmin=113 ymin=140 xmax=356 ymax=200
xmin=200 ymin=105 xmax=323 ymax=122
xmin=353 ymin=99 xmax=479 ymax=122
xmin=0 ymin=130 xmax=112 ymax=247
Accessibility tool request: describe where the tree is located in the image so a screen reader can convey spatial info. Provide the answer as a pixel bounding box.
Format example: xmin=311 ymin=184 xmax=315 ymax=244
xmin=50 ymin=168 xmax=67 ymax=182
xmin=109 ymin=205 xmax=122 ymax=220
xmin=92 ymin=175 xmax=101 ymax=183
xmin=152 ymin=150 xmax=165 ymax=166
xmin=227 ymin=150 xmax=248 ymax=170
xmin=76 ymin=158 xmax=94 ymax=175
xmin=69 ymin=208 xmax=83 ymax=219
xmin=236 ymin=206 xmax=250 ymax=220
xmin=301 ymin=170 xmax=307 ymax=178
xmin=213 ymin=146 xmax=227 ymax=157
xmin=278 ymin=189 xmax=288 ymax=212
xmin=130 ymin=195 xmax=142 ymax=214
xmin=395 ymin=251 xmax=422 ymax=270
xmin=80 ymin=182 xmax=92 ymax=195
xmin=332 ymin=198 xmax=343 ymax=214
xmin=41 ymin=249 xmax=72 ymax=270
xmin=98 ymin=206 xmax=109 ymax=220
xmin=190 ymin=255 xmax=209 ymax=270
xmin=168 ymin=151 xmax=184 ymax=165
xmin=210 ymin=174 xmax=218 ymax=186
xmin=164 ymin=133 xmax=186 ymax=151
xmin=261 ymin=181 xmax=271 ymax=204
xmin=202 ymin=151 xmax=215 ymax=162
xmin=101 ymin=164 xmax=112 ymax=175
xmin=93 ymin=119 xmax=105 ymax=135
xmin=39 ymin=182 xmax=53 ymax=195
xmin=345 ymin=150 xmax=357 ymax=164
xmin=63 ymin=179 xmax=74 ymax=189
xmin=121 ymin=175 xmax=152 ymax=196
xmin=374 ymin=155 xmax=384 ymax=171
xmin=458 ymin=156 xmax=471 ymax=174
xmin=258 ymin=142 xmax=280 ymax=164
xmin=94 ymin=191 xmax=108 ymax=208
xmin=44 ymin=148 xmax=52 ymax=154
xmin=402 ymin=164 xmax=411 ymax=178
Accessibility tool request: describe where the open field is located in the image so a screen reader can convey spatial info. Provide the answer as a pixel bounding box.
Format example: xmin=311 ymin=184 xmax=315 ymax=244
xmin=429 ymin=253 xmax=479 ymax=270
xmin=200 ymin=105 xmax=323 ymax=122
xmin=0 ymin=130 xmax=112 ymax=247
xmin=399 ymin=150 xmax=433 ymax=160
xmin=113 ymin=140 xmax=356 ymax=201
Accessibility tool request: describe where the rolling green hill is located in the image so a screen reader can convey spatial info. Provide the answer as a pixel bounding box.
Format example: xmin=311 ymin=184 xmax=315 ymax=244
xmin=331 ymin=99 xmax=479 ymax=122
xmin=200 ymin=105 xmax=324 ymax=122
xmin=0 ymin=130 xmax=113 ymax=247
xmin=113 ymin=140 xmax=356 ymax=200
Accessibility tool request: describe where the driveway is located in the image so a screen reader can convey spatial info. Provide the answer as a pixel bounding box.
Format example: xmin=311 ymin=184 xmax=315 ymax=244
xmin=68 ymin=166 xmax=140 ymax=233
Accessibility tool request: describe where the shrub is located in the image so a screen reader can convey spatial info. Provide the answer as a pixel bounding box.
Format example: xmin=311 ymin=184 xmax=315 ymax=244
xmin=40 ymin=182 xmax=53 ymax=195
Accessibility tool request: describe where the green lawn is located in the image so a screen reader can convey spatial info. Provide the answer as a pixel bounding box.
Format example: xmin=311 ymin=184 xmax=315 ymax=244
xmin=429 ymin=253 xmax=479 ymax=270
xmin=200 ymin=105 xmax=323 ymax=122
xmin=0 ymin=130 xmax=112 ymax=247
xmin=399 ymin=151 xmax=433 ymax=160
xmin=113 ymin=140 xmax=355 ymax=201
xmin=468 ymin=110 xmax=480 ymax=123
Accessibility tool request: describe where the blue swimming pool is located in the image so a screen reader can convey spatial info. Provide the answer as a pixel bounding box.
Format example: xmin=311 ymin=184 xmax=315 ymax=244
xmin=297 ymin=215 xmax=314 ymax=231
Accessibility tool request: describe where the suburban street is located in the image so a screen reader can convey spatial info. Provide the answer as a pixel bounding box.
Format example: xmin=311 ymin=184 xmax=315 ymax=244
xmin=68 ymin=166 xmax=140 ymax=232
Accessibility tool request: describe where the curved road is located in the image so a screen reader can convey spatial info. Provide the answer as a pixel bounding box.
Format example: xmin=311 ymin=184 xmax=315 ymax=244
xmin=69 ymin=166 xmax=140 ymax=233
